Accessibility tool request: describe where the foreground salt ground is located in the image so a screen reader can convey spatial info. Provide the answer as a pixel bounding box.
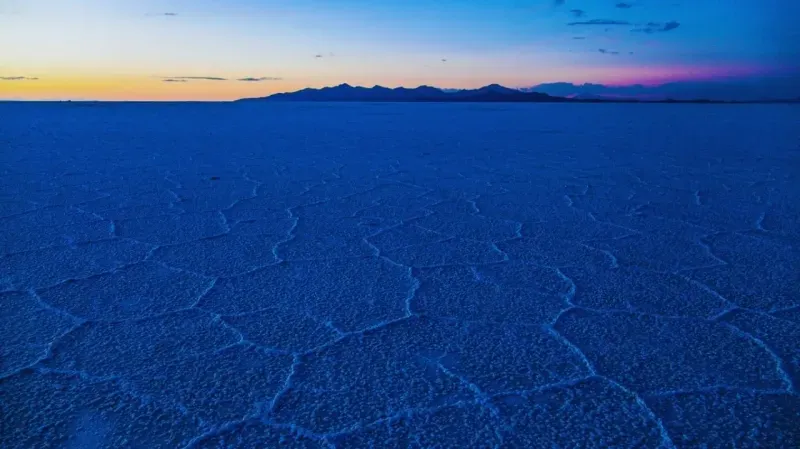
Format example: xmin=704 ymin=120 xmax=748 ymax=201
xmin=1 ymin=102 xmax=798 ymax=448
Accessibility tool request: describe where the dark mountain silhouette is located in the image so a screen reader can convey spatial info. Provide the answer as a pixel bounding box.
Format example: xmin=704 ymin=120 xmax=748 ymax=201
xmin=237 ymin=82 xmax=800 ymax=104
xmin=524 ymin=77 xmax=800 ymax=102
xmin=238 ymin=84 xmax=569 ymax=103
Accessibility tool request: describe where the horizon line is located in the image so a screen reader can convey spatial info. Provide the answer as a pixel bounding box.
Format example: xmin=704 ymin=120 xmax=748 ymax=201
xmin=4 ymin=77 xmax=800 ymax=103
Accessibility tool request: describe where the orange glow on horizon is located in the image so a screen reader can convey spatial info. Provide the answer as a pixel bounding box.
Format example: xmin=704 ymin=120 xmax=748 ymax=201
xmin=0 ymin=75 xmax=308 ymax=101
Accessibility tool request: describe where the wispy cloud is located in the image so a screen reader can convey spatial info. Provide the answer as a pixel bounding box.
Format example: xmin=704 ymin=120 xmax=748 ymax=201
xmin=161 ymin=76 xmax=281 ymax=83
xmin=554 ymin=0 xmax=566 ymax=6
xmin=237 ymin=77 xmax=283 ymax=82
xmin=662 ymin=21 xmax=680 ymax=32
xmin=572 ymin=36 xmax=586 ymax=40
xmin=146 ymin=12 xmax=178 ymax=17
xmin=568 ymin=19 xmax=630 ymax=26
xmin=162 ymin=76 xmax=227 ymax=81
xmin=632 ymin=21 xmax=681 ymax=34
xmin=0 ymin=76 xmax=39 ymax=81
xmin=570 ymin=9 xmax=586 ymax=18
xmin=616 ymin=3 xmax=633 ymax=8
xmin=598 ymin=48 xmax=620 ymax=55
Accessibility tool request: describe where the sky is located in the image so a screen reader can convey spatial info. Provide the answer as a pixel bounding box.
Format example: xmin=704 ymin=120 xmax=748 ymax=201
xmin=1 ymin=0 xmax=798 ymax=100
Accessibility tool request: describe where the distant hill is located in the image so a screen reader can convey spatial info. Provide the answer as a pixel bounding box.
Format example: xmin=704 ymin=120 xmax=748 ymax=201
xmin=238 ymin=84 xmax=570 ymax=103
xmin=524 ymin=77 xmax=800 ymax=102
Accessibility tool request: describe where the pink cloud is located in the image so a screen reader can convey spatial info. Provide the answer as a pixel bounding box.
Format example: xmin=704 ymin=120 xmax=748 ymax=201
xmin=598 ymin=64 xmax=770 ymax=86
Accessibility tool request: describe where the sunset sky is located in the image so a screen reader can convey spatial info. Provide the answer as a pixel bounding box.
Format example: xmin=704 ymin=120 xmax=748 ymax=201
xmin=1 ymin=0 xmax=798 ymax=100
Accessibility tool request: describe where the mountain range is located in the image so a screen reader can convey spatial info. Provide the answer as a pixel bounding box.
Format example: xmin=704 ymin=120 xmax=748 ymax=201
xmin=238 ymin=84 xmax=568 ymax=103
xmin=238 ymin=79 xmax=800 ymax=103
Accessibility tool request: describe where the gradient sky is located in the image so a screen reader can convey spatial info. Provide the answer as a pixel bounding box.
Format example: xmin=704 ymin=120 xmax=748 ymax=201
xmin=1 ymin=0 xmax=798 ymax=100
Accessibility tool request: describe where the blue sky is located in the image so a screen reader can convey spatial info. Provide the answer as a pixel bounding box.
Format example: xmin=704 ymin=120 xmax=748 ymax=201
xmin=1 ymin=0 xmax=797 ymax=100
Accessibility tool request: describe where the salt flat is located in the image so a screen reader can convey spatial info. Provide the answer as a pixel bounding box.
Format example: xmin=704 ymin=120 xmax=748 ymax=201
xmin=1 ymin=102 xmax=799 ymax=448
